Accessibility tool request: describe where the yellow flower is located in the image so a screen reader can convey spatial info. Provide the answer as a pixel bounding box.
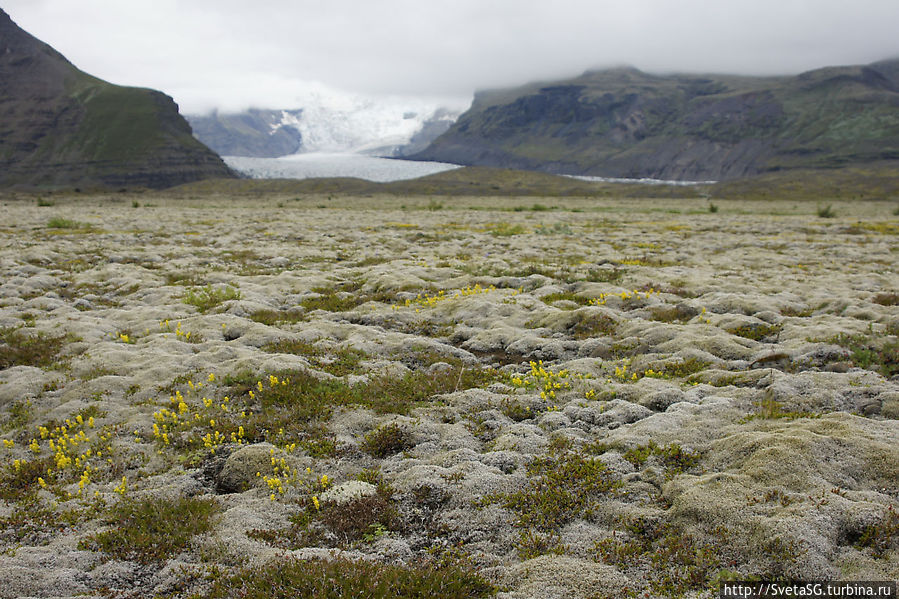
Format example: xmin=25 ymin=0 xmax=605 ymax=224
xmin=312 ymin=496 xmax=321 ymax=510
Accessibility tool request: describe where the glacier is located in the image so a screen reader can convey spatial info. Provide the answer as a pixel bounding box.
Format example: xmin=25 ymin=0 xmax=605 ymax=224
xmin=276 ymin=90 xmax=461 ymax=155
xmin=187 ymin=86 xmax=467 ymax=159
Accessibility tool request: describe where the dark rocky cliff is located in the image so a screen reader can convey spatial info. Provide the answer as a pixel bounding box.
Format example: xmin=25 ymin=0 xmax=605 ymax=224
xmin=0 ymin=9 xmax=233 ymax=189
xmin=412 ymin=62 xmax=899 ymax=181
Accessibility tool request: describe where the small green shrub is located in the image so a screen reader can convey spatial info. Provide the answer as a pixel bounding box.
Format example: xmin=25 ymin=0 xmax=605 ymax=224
xmin=726 ymin=323 xmax=782 ymax=341
xmin=594 ymin=518 xmax=722 ymax=597
xmin=577 ymin=269 xmax=622 ymax=285
xmin=499 ymin=398 xmax=533 ymax=422
xmin=0 ymin=456 xmax=56 ymax=501
xmin=47 ymin=216 xmax=90 ymax=229
xmin=872 ymin=292 xmax=899 ymax=306
xmin=534 ymin=223 xmax=573 ymax=235
xmin=80 ymin=495 xmax=219 ymax=563
xmin=248 ymin=308 xmax=305 ymax=325
xmin=824 ymin=331 xmax=899 ymax=378
xmin=621 ymin=441 xmax=701 ymax=478
xmin=661 ymin=357 xmax=709 ymax=378
xmin=263 ymin=339 xmax=367 ymax=377
xmin=299 ymin=285 xmax=395 ymax=313
xmin=569 ymin=313 xmax=617 ymax=340
xmin=362 ymin=423 xmax=414 ymax=458
xmin=540 ymin=291 xmax=591 ymax=308
xmin=484 ymin=445 xmax=621 ymax=552
xmin=817 ymin=204 xmax=836 ymax=218
xmin=487 ymin=222 xmax=526 ymax=237
xmin=0 ymin=327 xmax=72 ymax=369
xmin=190 ymin=556 xmax=494 ymax=599
xmin=182 ymin=285 xmax=240 ymax=313
xmin=854 ymin=505 xmax=899 ymax=558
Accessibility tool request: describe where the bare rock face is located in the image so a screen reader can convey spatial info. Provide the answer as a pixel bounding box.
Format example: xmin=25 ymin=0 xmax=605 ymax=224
xmin=0 ymin=9 xmax=234 ymax=189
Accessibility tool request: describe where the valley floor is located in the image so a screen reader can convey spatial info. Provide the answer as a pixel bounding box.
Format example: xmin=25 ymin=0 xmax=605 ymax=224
xmin=0 ymin=192 xmax=897 ymax=598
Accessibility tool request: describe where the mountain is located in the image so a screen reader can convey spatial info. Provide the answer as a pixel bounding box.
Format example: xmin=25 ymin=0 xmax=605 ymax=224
xmin=0 ymin=9 xmax=233 ymax=189
xmin=186 ymin=98 xmax=460 ymax=158
xmin=187 ymin=109 xmax=304 ymax=158
xmin=411 ymin=60 xmax=899 ymax=181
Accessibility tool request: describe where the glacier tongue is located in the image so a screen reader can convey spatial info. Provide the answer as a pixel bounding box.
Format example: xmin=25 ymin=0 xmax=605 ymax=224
xmin=274 ymin=90 xmax=461 ymax=155
xmin=187 ymin=85 xmax=466 ymax=159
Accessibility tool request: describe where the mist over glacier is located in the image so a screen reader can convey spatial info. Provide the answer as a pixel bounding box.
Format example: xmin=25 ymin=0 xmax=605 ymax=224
xmin=187 ymin=83 xmax=468 ymax=160
xmin=282 ymin=91 xmax=462 ymax=155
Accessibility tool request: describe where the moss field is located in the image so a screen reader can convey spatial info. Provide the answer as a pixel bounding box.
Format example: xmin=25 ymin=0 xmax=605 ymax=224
xmin=0 ymin=190 xmax=897 ymax=598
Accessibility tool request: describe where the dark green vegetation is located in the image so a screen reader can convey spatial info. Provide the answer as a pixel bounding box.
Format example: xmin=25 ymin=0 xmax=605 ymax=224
xmin=484 ymin=442 xmax=621 ymax=558
xmin=165 ymin=362 xmax=501 ymax=453
xmin=79 ymin=496 xmax=219 ymax=564
xmin=248 ymin=480 xmax=400 ymax=550
xmin=182 ymin=285 xmax=241 ymax=313
xmin=46 ymin=216 xmax=91 ymax=229
xmin=190 ymin=557 xmax=494 ymax=599
xmin=412 ymin=60 xmax=899 ymax=181
xmin=821 ymin=330 xmax=899 ymax=378
xmin=362 ymin=422 xmax=415 ymax=457
xmin=0 ymin=9 xmax=232 ymax=189
xmin=263 ymin=338 xmax=368 ymax=377
xmin=852 ymin=505 xmax=899 ymax=558
xmin=0 ymin=326 xmax=73 ymax=369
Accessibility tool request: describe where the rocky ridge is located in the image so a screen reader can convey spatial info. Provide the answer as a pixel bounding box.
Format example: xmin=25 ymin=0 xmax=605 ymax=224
xmin=412 ymin=60 xmax=899 ymax=181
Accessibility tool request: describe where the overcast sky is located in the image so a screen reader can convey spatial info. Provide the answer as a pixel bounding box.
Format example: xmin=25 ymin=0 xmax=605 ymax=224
xmin=5 ymin=0 xmax=899 ymax=114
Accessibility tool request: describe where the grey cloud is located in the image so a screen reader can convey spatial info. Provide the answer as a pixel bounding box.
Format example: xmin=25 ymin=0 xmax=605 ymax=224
xmin=4 ymin=0 xmax=898 ymax=112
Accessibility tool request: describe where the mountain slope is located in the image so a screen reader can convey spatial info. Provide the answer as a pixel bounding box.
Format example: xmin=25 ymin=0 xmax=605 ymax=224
xmin=0 ymin=9 xmax=233 ymax=189
xmin=412 ymin=61 xmax=899 ymax=180
xmin=187 ymin=109 xmax=304 ymax=158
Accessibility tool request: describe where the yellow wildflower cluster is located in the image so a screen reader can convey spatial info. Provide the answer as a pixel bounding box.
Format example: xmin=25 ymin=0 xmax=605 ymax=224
xmin=257 ymin=458 xmax=332 ymax=502
xmin=614 ymin=360 xmax=640 ymax=382
xmin=159 ymin=319 xmax=197 ymax=342
xmin=589 ymin=288 xmax=659 ymax=306
xmin=148 ymin=376 xmax=249 ymax=454
xmin=2 ymin=439 xmax=14 ymax=449
xmin=116 ymin=332 xmax=133 ymax=344
xmin=23 ymin=412 xmax=112 ymax=497
xmin=403 ymin=284 xmax=498 ymax=309
xmin=510 ymin=360 xmax=574 ymax=401
xmin=258 ymin=449 xmax=297 ymax=500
